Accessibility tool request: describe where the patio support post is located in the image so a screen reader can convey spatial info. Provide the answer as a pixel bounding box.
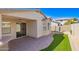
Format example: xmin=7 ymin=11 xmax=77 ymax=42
xmin=36 ymin=20 xmax=42 ymax=38
xmin=11 ymin=22 xmax=16 ymax=39
xmin=0 ymin=14 xmax=2 ymax=40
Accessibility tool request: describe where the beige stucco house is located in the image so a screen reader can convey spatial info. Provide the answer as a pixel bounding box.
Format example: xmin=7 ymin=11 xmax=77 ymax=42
xmin=0 ymin=9 xmax=51 ymax=46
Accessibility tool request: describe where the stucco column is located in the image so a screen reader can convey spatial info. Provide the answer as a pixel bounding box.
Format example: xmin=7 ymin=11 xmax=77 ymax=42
xmin=37 ymin=20 xmax=42 ymax=38
xmin=11 ymin=21 xmax=16 ymax=39
xmin=0 ymin=14 xmax=2 ymax=40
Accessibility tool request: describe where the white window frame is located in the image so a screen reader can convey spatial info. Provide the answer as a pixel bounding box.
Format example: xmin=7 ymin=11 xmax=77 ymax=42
xmin=2 ymin=22 xmax=11 ymax=34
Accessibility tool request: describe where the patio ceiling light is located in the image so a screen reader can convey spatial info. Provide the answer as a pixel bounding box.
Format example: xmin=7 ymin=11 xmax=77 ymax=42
xmin=19 ymin=19 xmax=22 ymax=20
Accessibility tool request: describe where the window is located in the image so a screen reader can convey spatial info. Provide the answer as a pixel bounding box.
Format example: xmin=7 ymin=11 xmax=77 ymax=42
xmin=16 ymin=23 xmax=21 ymax=32
xmin=48 ymin=23 xmax=50 ymax=30
xmin=43 ymin=22 xmax=47 ymax=31
xmin=2 ymin=22 xmax=11 ymax=34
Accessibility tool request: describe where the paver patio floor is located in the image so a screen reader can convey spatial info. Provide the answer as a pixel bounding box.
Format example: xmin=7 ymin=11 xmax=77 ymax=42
xmin=8 ymin=34 xmax=53 ymax=51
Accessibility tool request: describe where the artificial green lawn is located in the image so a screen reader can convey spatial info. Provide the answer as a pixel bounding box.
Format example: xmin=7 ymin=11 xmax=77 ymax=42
xmin=41 ymin=34 xmax=72 ymax=51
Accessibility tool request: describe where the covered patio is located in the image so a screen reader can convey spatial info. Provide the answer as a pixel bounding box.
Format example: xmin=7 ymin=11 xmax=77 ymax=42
xmin=0 ymin=10 xmax=51 ymax=51
xmin=8 ymin=34 xmax=52 ymax=51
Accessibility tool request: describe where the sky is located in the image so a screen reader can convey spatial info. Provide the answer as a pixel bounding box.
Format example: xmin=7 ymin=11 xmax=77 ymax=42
xmin=16 ymin=8 xmax=79 ymax=20
xmin=40 ymin=8 xmax=79 ymax=19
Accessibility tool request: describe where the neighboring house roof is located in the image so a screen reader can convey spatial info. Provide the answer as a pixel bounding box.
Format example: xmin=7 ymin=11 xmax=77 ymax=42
xmin=51 ymin=21 xmax=58 ymax=26
xmin=56 ymin=18 xmax=79 ymax=24
xmin=51 ymin=20 xmax=66 ymax=26
xmin=56 ymin=19 xmax=70 ymax=21
xmin=56 ymin=18 xmax=78 ymax=21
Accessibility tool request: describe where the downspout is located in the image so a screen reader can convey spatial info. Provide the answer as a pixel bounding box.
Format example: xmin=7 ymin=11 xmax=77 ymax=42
xmin=0 ymin=14 xmax=2 ymax=40
xmin=58 ymin=23 xmax=62 ymax=32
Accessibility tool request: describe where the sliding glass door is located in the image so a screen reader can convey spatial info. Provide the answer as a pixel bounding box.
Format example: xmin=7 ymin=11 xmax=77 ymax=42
xmin=16 ymin=23 xmax=26 ymax=38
